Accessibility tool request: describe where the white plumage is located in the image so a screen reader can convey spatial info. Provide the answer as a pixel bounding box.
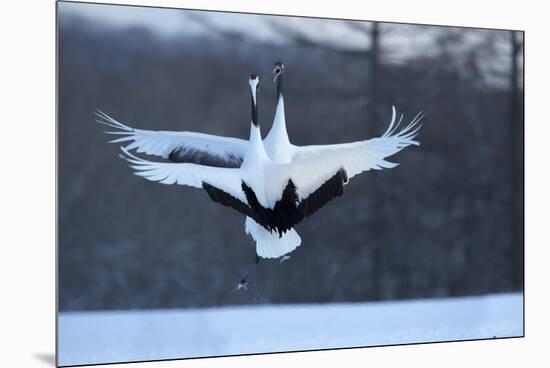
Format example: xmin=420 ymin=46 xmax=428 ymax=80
xmin=98 ymin=65 xmax=422 ymax=260
xmin=97 ymin=111 xmax=247 ymax=168
xmin=237 ymin=62 xmax=421 ymax=258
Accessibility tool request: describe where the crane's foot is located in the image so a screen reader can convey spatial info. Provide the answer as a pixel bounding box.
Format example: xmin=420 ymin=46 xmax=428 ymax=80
xmin=233 ymin=254 xmax=261 ymax=292
xmin=234 ymin=279 xmax=248 ymax=292
xmin=279 ymin=255 xmax=291 ymax=264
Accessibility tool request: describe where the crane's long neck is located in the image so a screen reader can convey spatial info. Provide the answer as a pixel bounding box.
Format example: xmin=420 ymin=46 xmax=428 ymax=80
xmin=243 ymin=85 xmax=269 ymax=166
xmin=245 ymin=122 xmax=269 ymax=166
xmin=277 ymin=73 xmax=284 ymax=99
xmin=249 ymin=122 xmax=264 ymax=150
xmin=268 ymin=75 xmax=290 ymax=146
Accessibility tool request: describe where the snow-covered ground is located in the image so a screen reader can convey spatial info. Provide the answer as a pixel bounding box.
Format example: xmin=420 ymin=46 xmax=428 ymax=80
xmin=58 ymin=293 xmax=523 ymax=366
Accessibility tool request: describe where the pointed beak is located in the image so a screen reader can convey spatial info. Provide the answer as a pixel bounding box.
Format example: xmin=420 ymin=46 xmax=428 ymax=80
xmin=249 ymin=75 xmax=259 ymax=106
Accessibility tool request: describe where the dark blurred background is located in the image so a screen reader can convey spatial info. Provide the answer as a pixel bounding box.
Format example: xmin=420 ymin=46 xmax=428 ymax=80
xmin=57 ymin=2 xmax=524 ymax=311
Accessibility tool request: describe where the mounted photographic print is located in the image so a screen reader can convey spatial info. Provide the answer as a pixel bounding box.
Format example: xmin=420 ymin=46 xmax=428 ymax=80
xmin=56 ymin=1 xmax=524 ymax=366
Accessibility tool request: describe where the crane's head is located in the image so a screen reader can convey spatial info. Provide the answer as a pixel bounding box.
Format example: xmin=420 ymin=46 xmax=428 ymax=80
xmin=249 ymin=73 xmax=259 ymax=104
xmin=272 ymin=61 xmax=285 ymax=82
xmin=249 ymin=74 xmax=259 ymax=126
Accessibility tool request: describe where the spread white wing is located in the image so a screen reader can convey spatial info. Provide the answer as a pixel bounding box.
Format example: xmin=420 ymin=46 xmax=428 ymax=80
xmin=96 ymin=111 xmax=248 ymax=168
xmin=284 ymin=106 xmax=423 ymax=200
xmin=119 ymin=147 xmax=247 ymax=203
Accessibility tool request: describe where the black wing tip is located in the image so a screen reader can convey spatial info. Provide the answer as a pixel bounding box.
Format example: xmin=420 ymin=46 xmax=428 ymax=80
xmin=168 ymin=148 xmax=180 ymax=162
xmin=339 ymin=168 xmax=349 ymax=184
xmin=169 ymin=147 xmax=244 ymax=168
xmin=298 ymin=167 xmax=348 ymax=218
xmin=203 ymin=180 xmax=258 ymax=221
xmin=204 ymin=168 xmax=349 ymax=238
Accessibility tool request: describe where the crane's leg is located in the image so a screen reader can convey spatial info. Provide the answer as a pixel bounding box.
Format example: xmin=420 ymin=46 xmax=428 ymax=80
xmin=235 ymin=254 xmax=261 ymax=291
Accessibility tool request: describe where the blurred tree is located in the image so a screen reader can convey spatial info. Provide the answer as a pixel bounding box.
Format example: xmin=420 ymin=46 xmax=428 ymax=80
xmin=509 ymin=30 xmax=524 ymax=287
xmin=368 ymin=22 xmax=380 ymax=124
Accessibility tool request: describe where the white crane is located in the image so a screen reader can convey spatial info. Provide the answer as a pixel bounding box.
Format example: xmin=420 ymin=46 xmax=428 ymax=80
xmin=118 ymin=74 xmax=350 ymax=236
xmin=116 ymin=74 xmax=352 ymax=285
xmin=97 ymin=64 xmax=423 ymax=262
xmin=244 ymin=62 xmax=425 ymax=260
